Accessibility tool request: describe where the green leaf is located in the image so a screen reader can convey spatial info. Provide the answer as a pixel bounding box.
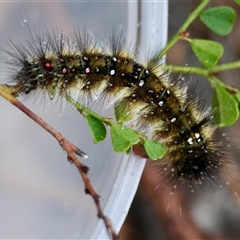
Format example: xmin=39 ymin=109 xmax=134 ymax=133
xmin=235 ymin=92 xmax=240 ymax=103
xmin=126 ymin=147 xmax=131 ymax=154
xmin=191 ymin=39 xmax=223 ymax=67
xmin=200 ymin=6 xmax=236 ymax=36
xmin=235 ymin=0 xmax=240 ymax=7
xmin=143 ymin=139 xmax=167 ymax=160
xmin=212 ymin=84 xmax=239 ymax=127
xmin=86 ymin=115 xmax=107 ymax=143
xmin=110 ymin=123 xmax=139 ymax=152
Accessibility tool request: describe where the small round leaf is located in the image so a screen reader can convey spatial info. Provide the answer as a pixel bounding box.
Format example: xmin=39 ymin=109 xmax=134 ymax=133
xmin=191 ymin=39 xmax=223 ymax=67
xmin=110 ymin=123 xmax=139 ymax=152
xmin=200 ymin=6 xmax=236 ymax=36
xmin=212 ymin=84 xmax=239 ymax=127
xmin=86 ymin=115 xmax=107 ymax=143
xmin=143 ymin=139 xmax=167 ymax=160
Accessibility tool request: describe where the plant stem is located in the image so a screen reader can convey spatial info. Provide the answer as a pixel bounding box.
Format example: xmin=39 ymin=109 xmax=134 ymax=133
xmin=0 ymin=84 xmax=17 ymax=103
xmin=162 ymin=60 xmax=240 ymax=77
xmin=159 ymin=0 xmax=209 ymax=56
xmin=65 ymin=95 xmax=154 ymax=144
xmin=209 ymin=61 xmax=240 ymax=73
xmin=65 ymin=95 xmax=109 ymax=123
xmin=161 ymin=65 xmax=209 ymax=77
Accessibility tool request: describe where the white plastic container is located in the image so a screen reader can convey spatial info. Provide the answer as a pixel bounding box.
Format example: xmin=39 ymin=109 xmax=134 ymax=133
xmin=0 ymin=1 xmax=168 ymax=238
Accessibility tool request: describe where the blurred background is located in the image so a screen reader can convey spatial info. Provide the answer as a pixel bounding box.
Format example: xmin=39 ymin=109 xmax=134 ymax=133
xmin=120 ymin=1 xmax=240 ymax=239
xmin=0 ymin=1 xmax=240 ymax=239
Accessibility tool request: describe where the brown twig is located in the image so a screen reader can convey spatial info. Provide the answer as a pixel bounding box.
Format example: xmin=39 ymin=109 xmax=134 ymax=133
xmin=59 ymin=138 xmax=119 ymax=239
xmin=0 ymin=85 xmax=119 ymax=239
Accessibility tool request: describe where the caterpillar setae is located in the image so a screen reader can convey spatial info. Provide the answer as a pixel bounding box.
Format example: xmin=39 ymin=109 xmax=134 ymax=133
xmin=1 ymin=28 xmax=227 ymax=187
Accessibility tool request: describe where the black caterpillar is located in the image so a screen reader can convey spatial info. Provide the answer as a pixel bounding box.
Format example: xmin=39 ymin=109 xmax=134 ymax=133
xmin=1 ymin=28 xmax=226 ymax=186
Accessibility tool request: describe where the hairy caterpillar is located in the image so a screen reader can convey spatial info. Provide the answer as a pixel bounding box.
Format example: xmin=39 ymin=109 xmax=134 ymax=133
xmin=1 ymin=28 xmax=226 ymax=186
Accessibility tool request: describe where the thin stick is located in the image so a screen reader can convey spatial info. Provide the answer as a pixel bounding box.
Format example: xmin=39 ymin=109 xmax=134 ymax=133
xmin=0 ymin=85 xmax=119 ymax=240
